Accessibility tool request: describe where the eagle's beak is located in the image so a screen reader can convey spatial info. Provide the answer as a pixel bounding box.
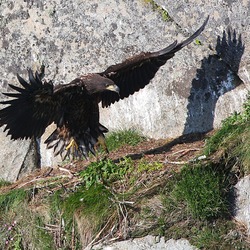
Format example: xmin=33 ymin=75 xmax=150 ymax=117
xmin=106 ymin=85 xmax=120 ymax=94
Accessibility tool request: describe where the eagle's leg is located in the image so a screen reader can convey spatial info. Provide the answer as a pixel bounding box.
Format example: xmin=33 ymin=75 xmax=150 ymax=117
xmin=94 ymin=135 xmax=109 ymax=161
xmin=66 ymin=138 xmax=78 ymax=151
xmin=96 ymin=135 xmax=109 ymax=154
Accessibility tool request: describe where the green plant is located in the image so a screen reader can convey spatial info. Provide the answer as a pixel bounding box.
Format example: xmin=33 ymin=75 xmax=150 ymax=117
xmin=0 ymin=189 xmax=30 ymax=212
xmin=174 ymin=164 xmax=229 ymax=220
xmin=0 ymin=179 xmax=11 ymax=188
xmin=204 ymin=112 xmax=242 ymax=155
xmin=195 ymin=39 xmax=202 ymax=45
xmin=204 ymin=94 xmax=250 ymax=173
xmin=1 ymin=220 xmax=22 ymax=250
xmin=137 ymin=159 xmax=163 ymax=173
xmin=80 ymin=158 xmax=131 ymax=188
xmin=144 ymin=0 xmax=171 ymax=21
xmin=106 ymin=129 xmax=145 ymax=152
xmin=63 ymin=184 xmax=113 ymax=234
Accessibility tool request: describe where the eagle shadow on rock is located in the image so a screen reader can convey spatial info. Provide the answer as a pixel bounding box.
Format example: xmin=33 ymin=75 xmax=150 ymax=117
xmin=0 ymin=17 xmax=209 ymax=160
xmin=183 ymin=28 xmax=245 ymax=135
xmin=125 ymin=28 xmax=246 ymax=161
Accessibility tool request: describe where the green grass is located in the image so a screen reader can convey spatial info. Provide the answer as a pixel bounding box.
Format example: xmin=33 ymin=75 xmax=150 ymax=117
xmin=159 ymin=166 xmax=249 ymax=249
xmin=106 ymin=129 xmax=146 ymax=151
xmin=174 ymin=164 xmax=229 ymax=220
xmin=64 ymin=184 xmax=112 ymax=217
xmin=204 ymin=112 xmax=244 ymax=155
xmin=0 ymin=189 xmax=56 ymax=250
xmin=204 ymin=94 xmax=250 ymax=173
xmin=0 ymin=179 xmax=11 ymax=188
xmin=0 ymin=189 xmax=30 ymax=212
xmin=160 ymin=164 xmax=230 ymax=222
xmin=63 ymin=183 xmax=114 ymax=239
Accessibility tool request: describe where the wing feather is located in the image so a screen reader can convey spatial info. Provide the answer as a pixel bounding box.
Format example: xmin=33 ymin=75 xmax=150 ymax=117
xmin=99 ymin=16 xmax=209 ymax=107
xmin=0 ymin=69 xmax=57 ymax=139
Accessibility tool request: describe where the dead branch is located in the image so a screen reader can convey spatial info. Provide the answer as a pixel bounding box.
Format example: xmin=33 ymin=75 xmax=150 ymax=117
xmin=85 ymin=214 xmax=116 ymax=250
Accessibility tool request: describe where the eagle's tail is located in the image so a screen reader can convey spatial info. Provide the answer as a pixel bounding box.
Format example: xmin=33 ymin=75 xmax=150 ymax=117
xmin=45 ymin=124 xmax=109 ymax=159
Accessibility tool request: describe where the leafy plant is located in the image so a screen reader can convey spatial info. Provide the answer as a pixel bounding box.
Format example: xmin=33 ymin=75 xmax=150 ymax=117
xmin=137 ymin=159 xmax=163 ymax=173
xmin=80 ymin=158 xmax=129 ymax=188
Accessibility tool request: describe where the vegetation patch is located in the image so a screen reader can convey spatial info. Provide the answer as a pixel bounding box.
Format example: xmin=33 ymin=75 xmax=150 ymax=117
xmin=1 ymin=94 xmax=250 ymax=249
xmin=79 ymin=158 xmax=131 ymax=189
xmin=204 ymin=95 xmax=250 ymax=174
xmin=143 ymin=0 xmax=171 ymax=21
xmin=0 ymin=179 xmax=11 ymax=188
xmin=0 ymin=189 xmax=55 ymax=250
xmin=174 ymin=164 xmax=229 ymax=220
xmin=0 ymin=188 xmax=30 ymax=212
xmin=106 ymin=129 xmax=146 ymax=152
xmin=158 ymin=164 xmax=249 ymax=249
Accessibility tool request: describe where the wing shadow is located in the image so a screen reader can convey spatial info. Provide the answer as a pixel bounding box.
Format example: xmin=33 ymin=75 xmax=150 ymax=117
xmin=113 ymin=29 xmax=245 ymax=161
xmin=183 ymin=29 xmax=245 ymax=134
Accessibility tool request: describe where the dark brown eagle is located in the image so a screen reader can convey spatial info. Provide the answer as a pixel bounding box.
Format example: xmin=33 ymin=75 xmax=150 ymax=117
xmin=0 ymin=17 xmax=208 ymax=159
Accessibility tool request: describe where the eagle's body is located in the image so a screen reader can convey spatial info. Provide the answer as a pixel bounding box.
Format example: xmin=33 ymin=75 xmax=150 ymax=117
xmin=0 ymin=17 xmax=208 ymax=159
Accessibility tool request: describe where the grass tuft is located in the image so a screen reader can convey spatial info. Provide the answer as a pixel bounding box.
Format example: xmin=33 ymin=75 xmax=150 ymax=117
xmin=106 ymin=129 xmax=146 ymax=152
xmin=204 ymin=94 xmax=250 ymax=173
xmin=0 ymin=189 xmax=30 ymax=212
xmin=174 ymin=164 xmax=229 ymax=220
xmin=0 ymin=179 xmax=11 ymax=188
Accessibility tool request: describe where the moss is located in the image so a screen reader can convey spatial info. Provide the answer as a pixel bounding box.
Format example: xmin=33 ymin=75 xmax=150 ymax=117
xmin=143 ymin=0 xmax=171 ymax=22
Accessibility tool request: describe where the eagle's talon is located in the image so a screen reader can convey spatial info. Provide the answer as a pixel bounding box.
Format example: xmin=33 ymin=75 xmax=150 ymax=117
xmin=66 ymin=138 xmax=78 ymax=151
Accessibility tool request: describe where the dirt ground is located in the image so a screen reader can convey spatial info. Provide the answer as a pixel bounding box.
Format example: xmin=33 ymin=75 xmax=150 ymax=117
xmin=0 ymin=132 xmax=208 ymax=194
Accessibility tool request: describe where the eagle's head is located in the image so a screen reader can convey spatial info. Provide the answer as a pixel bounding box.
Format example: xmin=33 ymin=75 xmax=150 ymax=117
xmin=81 ymin=74 xmax=119 ymax=95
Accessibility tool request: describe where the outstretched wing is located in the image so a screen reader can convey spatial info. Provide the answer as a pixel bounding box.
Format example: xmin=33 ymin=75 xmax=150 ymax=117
xmin=99 ymin=16 xmax=209 ymax=107
xmin=0 ymin=69 xmax=57 ymax=139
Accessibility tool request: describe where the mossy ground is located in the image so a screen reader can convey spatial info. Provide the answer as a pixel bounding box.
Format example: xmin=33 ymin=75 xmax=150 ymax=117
xmin=1 ymin=96 xmax=250 ymax=249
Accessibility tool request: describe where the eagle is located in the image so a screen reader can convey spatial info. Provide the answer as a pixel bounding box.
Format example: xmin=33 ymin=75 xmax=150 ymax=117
xmin=0 ymin=17 xmax=208 ymax=159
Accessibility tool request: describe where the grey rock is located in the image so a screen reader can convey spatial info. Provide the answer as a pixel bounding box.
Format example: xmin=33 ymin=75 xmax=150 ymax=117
xmin=0 ymin=0 xmax=249 ymax=176
xmin=91 ymin=236 xmax=197 ymax=250
xmin=234 ymin=175 xmax=250 ymax=235
xmin=0 ymin=128 xmax=39 ymax=182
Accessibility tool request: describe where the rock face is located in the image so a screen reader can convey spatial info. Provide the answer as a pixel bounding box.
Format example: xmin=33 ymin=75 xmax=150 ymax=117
xmin=234 ymin=175 xmax=250 ymax=235
xmin=0 ymin=0 xmax=249 ymax=177
xmin=92 ymin=236 xmax=197 ymax=250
